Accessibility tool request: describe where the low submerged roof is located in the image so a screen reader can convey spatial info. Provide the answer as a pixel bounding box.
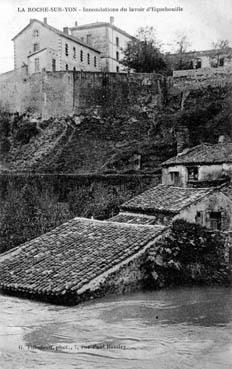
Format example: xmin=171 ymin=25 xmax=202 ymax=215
xmin=120 ymin=184 xmax=214 ymax=214
xmin=0 ymin=217 xmax=164 ymax=297
xmin=162 ymin=143 xmax=232 ymax=166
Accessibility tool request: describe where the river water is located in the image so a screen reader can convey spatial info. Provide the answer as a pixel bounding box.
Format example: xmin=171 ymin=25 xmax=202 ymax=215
xmin=1 ymin=286 xmax=232 ymax=369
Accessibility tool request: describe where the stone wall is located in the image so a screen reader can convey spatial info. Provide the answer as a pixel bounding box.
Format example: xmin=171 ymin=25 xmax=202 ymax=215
xmin=0 ymin=69 xmax=166 ymax=118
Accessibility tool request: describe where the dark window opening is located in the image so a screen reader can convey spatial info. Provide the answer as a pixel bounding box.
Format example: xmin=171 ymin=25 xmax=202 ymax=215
xmin=196 ymin=59 xmax=202 ymax=69
xmin=65 ymin=64 xmax=69 ymax=71
xmin=116 ymin=51 xmax=119 ymax=61
xmin=116 ymin=66 xmax=119 ymax=72
xmin=65 ymin=43 xmax=69 ymax=56
xmin=73 ymin=67 xmax=76 ymax=72
xmin=219 ymin=58 xmax=224 ymax=67
xmin=52 ymin=59 xmax=56 ymax=72
xmin=195 ymin=211 xmax=204 ymax=225
xmin=170 ymin=171 xmax=180 ymax=186
xmin=94 ymin=56 xmax=97 ymax=67
xmin=73 ymin=47 xmax=76 ymax=59
xmin=86 ymin=34 xmax=91 ymax=44
xmin=116 ymin=37 xmax=119 ymax=46
xmin=80 ymin=50 xmax=83 ymax=62
xmin=33 ymin=43 xmax=39 ymax=52
xmin=209 ymin=212 xmax=222 ymax=230
xmin=87 ymin=53 xmax=90 ymax=65
xmin=188 ymin=166 xmax=198 ymax=181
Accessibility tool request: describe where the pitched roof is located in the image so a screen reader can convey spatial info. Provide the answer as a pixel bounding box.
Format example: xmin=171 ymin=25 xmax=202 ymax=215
xmin=120 ymin=184 xmax=214 ymax=214
xmin=12 ymin=19 xmax=101 ymax=53
xmin=162 ymin=143 xmax=232 ymax=166
xmin=70 ymin=22 xmax=134 ymax=40
xmin=110 ymin=212 xmax=172 ymax=226
xmin=220 ymin=184 xmax=232 ymax=201
xmin=0 ymin=217 xmax=164 ymax=298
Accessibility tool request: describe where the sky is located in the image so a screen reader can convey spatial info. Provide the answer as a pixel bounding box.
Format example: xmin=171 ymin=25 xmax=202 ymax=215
xmin=0 ymin=0 xmax=231 ymax=73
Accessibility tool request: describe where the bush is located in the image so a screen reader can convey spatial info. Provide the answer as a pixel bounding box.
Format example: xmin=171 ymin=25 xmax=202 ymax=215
xmin=15 ymin=122 xmax=39 ymax=145
xmin=144 ymin=219 xmax=231 ymax=287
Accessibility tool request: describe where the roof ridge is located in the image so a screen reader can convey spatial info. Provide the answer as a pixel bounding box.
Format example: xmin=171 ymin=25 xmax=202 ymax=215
xmin=12 ymin=19 xmax=101 ymax=53
xmin=74 ymin=216 xmax=165 ymax=229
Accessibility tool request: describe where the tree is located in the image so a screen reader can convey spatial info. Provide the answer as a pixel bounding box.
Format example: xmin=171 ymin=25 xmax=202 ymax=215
xmin=173 ymin=33 xmax=192 ymax=70
xmin=212 ymin=39 xmax=230 ymax=50
xmin=212 ymin=39 xmax=231 ymax=67
xmin=121 ymin=27 xmax=167 ymax=73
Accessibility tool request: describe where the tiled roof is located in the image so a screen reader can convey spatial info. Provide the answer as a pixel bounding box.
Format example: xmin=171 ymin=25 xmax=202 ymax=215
xmin=12 ymin=19 xmax=101 ymax=53
xmin=110 ymin=212 xmax=172 ymax=226
xmin=220 ymin=184 xmax=232 ymax=201
xmin=120 ymin=184 xmax=214 ymax=214
xmin=0 ymin=217 xmax=164 ymax=297
xmin=163 ymin=143 xmax=232 ymax=166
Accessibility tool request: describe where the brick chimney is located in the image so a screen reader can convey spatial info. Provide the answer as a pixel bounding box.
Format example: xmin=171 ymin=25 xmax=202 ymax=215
xmin=110 ymin=16 xmax=114 ymax=25
xmin=43 ymin=17 xmax=47 ymax=25
xmin=63 ymin=27 xmax=69 ymax=35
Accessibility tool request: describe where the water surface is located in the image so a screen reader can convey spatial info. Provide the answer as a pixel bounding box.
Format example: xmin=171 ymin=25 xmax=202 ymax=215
xmin=1 ymin=286 xmax=232 ymax=369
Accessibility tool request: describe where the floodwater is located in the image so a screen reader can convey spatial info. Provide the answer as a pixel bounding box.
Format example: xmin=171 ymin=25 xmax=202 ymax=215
xmin=1 ymin=287 xmax=232 ymax=369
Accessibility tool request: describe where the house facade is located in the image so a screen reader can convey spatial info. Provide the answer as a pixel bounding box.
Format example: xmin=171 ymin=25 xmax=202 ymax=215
xmin=168 ymin=48 xmax=232 ymax=72
xmin=111 ymin=142 xmax=232 ymax=233
xmin=12 ymin=18 xmax=101 ymax=74
xmin=70 ymin=17 xmax=134 ymax=73
xmin=162 ymin=143 xmax=232 ymax=187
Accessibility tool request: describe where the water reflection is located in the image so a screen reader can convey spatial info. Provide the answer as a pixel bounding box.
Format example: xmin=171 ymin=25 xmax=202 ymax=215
xmin=0 ymin=286 xmax=232 ymax=369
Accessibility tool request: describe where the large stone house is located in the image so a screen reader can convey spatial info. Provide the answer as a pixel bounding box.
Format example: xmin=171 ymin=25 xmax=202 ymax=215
xmin=70 ymin=17 xmax=134 ymax=73
xmin=12 ymin=18 xmax=101 ymax=74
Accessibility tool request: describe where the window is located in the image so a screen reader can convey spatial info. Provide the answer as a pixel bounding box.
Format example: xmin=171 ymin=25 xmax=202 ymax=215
xmin=73 ymin=47 xmax=76 ymax=59
xmin=80 ymin=50 xmax=83 ymax=62
xmin=33 ymin=29 xmax=39 ymax=37
xmin=116 ymin=51 xmax=119 ymax=61
xmin=65 ymin=64 xmax=69 ymax=71
xmin=116 ymin=37 xmax=119 ymax=46
xmin=219 ymin=58 xmax=224 ymax=67
xmin=195 ymin=211 xmax=204 ymax=226
xmin=73 ymin=67 xmax=76 ymax=72
xmin=209 ymin=212 xmax=222 ymax=230
xmin=87 ymin=53 xmax=90 ymax=65
xmin=65 ymin=43 xmax=69 ymax=56
xmin=33 ymin=43 xmax=39 ymax=52
xmin=116 ymin=66 xmax=119 ymax=72
xmin=188 ymin=167 xmax=198 ymax=181
xmin=170 ymin=171 xmax=180 ymax=186
xmin=52 ymin=59 xmax=56 ymax=72
xmin=34 ymin=58 xmax=40 ymax=72
xmin=196 ymin=59 xmax=202 ymax=69
xmin=94 ymin=56 xmax=97 ymax=67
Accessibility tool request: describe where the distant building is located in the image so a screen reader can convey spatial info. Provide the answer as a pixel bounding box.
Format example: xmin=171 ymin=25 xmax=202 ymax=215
xmin=162 ymin=142 xmax=232 ymax=187
xmin=12 ymin=18 xmax=101 ymax=74
xmin=167 ymin=48 xmax=232 ymax=77
xmin=70 ymin=17 xmax=134 ymax=73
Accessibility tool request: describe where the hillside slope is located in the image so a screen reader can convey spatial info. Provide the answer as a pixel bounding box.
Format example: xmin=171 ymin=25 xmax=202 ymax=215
xmin=1 ymin=79 xmax=232 ymax=174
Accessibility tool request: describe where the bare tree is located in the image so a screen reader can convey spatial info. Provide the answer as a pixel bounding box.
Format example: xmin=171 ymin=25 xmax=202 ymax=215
xmin=212 ymin=39 xmax=230 ymax=50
